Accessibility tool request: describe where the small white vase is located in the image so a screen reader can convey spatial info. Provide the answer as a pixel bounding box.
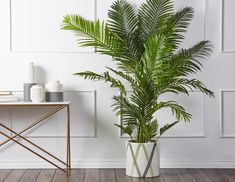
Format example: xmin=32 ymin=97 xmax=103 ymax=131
xmin=126 ymin=141 xmax=160 ymax=178
xmin=30 ymin=85 xmax=44 ymax=103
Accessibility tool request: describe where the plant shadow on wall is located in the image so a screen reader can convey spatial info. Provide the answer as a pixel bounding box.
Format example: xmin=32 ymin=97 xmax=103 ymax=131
xmin=61 ymin=0 xmax=214 ymax=178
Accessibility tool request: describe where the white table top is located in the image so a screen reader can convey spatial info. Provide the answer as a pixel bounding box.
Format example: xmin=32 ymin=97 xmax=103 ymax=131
xmin=0 ymin=101 xmax=71 ymax=106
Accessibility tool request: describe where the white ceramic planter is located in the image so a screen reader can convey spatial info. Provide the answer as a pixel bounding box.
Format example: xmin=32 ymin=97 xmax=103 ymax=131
xmin=126 ymin=141 xmax=160 ymax=178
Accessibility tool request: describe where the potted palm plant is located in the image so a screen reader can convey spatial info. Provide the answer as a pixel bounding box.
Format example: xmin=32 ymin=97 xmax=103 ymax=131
xmin=61 ymin=0 xmax=214 ymax=178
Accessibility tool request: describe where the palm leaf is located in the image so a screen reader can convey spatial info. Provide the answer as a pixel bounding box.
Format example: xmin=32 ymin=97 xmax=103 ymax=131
xmin=138 ymin=0 xmax=173 ymax=42
xmin=106 ymin=66 xmax=136 ymax=86
xmin=108 ymin=0 xmax=138 ymax=39
xmin=176 ymin=78 xmax=214 ymax=97
xmin=153 ymin=41 xmax=213 ymax=93
xmin=112 ymin=95 xmax=140 ymax=121
xmin=114 ymin=123 xmax=134 ymax=140
xmin=172 ymin=7 xmax=194 ymax=47
xmin=142 ymin=33 xmax=168 ymax=70
xmin=74 ymin=71 xmax=126 ymax=95
xmin=108 ymin=0 xmax=143 ymax=61
xmin=157 ymin=101 xmax=192 ymax=121
xmin=159 ymin=121 xmax=179 ymax=136
xmin=62 ymin=15 xmax=123 ymax=57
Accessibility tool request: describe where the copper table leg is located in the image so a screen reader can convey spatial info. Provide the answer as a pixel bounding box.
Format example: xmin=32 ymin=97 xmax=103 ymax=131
xmin=66 ymin=104 xmax=71 ymax=176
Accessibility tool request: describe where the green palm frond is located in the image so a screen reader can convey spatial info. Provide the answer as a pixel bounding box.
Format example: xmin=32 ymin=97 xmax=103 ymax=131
xmin=62 ymin=15 xmax=123 ymax=57
xmin=74 ymin=71 xmax=126 ymax=95
xmin=159 ymin=82 xmax=190 ymax=95
xmin=158 ymin=78 xmax=214 ymax=97
xmin=106 ymin=66 xmax=136 ymax=86
xmin=142 ymin=33 xmax=170 ymax=70
xmin=108 ymin=0 xmax=143 ymax=61
xmin=157 ymin=101 xmax=192 ymax=121
xmin=174 ymin=7 xmax=194 ymax=32
xmin=172 ymin=7 xmax=194 ymax=46
xmin=108 ymin=0 xmax=138 ymax=39
xmin=112 ymin=95 xmax=140 ymax=125
xmin=141 ymin=8 xmax=195 ymax=69
xmin=177 ymin=78 xmax=214 ymax=97
xmin=114 ymin=123 xmax=135 ymax=140
xmin=181 ymin=41 xmax=213 ymax=61
xmin=159 ymin=121 xmax=179 ymax=137
xmin=138 ymin=0 xmax=173 ymax=42
xmin=153 ymin=41 xmax=213 ymax=94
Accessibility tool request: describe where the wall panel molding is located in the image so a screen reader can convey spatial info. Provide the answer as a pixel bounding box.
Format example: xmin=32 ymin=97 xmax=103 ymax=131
xmin=220 ymin=0 xmax=226 ymax=53
xmin=220 ymin=90 xmax=235 ymax=138
xmin=220 ymin=0 xmax=235 ymax=53
xmin=9 ymin=0 xmax=96 ymax=53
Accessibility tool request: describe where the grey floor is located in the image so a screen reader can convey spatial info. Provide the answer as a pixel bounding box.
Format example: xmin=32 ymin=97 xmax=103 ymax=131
xmin=0 ymin=169 xmax=234 ymax=182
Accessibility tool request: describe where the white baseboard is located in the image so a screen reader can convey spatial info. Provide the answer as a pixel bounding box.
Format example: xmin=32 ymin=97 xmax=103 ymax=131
xmin=160 ymin=160 xmax=235 ymax=168
xmin=1 ymin=160 xmax=235 ymax=169
xmin=0 ymin=160 xmax=126 ymax=169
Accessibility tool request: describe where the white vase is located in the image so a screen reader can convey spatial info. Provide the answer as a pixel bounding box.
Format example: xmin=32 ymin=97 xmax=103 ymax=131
xmin=30 ymin=85 xmax=44 ymax=103
xmin=126 ymin=141 xmax=160 ymax=178
xmin=45 ymin=81 xmax=63 ymax=102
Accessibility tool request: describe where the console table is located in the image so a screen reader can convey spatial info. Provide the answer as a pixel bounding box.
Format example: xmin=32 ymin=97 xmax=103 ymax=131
xmin=0 ymin=101 xmax=71 ymax=175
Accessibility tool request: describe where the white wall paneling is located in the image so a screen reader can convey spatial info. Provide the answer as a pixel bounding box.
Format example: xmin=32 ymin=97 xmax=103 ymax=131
xmin=10 ymin=91 xmax=96 ymax=138
xmin=1 ymin=0 xmax=235 ymax=168
xmin=10 ymin=0 xmax=96 ymax=53
xmin=220 ymin=90 xmax=235 ymax=138
xmin=220 ymin=0 xmax=235 ymax=53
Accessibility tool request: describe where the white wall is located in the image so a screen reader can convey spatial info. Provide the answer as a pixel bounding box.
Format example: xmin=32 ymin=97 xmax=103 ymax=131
xmin=0 ymin=0 xmax=234 ymax=168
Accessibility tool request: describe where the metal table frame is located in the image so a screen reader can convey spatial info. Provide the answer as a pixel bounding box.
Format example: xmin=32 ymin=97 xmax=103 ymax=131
xmin=0 ymin=101 xmax=71 ymax=176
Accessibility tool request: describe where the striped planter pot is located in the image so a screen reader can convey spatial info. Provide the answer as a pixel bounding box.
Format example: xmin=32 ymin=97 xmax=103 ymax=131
xmin=126 ymin=141 xmax=160 ymax=178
